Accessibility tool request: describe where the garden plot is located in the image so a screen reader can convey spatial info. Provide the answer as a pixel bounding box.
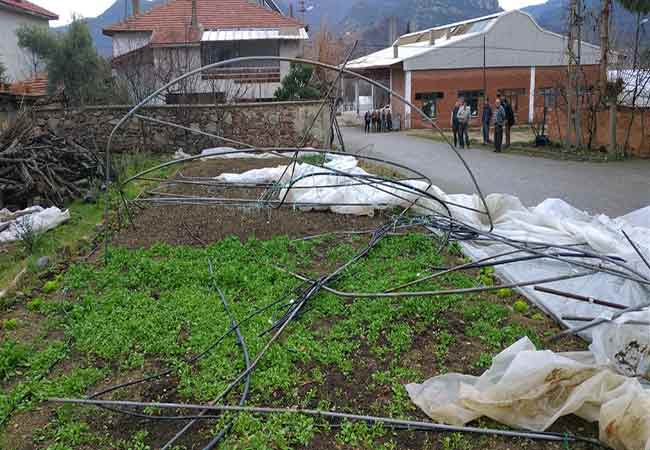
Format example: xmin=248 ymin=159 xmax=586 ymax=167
xmin=0 ymin=155 xmax=603 ymax=450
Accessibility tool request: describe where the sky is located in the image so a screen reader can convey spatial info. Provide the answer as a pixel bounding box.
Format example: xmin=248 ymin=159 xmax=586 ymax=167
xmin=32 ymin=0 xmax=547 ymax=27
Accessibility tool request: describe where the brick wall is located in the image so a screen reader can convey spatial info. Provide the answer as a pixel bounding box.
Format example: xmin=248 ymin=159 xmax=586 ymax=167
xmin=546 ymin=105 xmax=650 ymax=158
xmin=399 ymin=65 xmax=598 ymax=129
xmin=33 ymin=101 xmax=330 ymax=153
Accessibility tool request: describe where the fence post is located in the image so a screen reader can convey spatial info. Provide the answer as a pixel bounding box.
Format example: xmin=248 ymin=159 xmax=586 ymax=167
xmin=608 ymin=102 xmax=617 ymax=155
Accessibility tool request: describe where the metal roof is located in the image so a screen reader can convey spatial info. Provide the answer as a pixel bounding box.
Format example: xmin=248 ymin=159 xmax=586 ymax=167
xmin=202 ymin=28 xmax=309 ymax=42
xmin=346 ymin=43 xmax=436 ymax=70
xmin=399 ymin=12 xmax=502 ymax=40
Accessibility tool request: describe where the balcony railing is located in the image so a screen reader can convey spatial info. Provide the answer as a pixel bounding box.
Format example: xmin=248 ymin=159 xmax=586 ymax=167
xmin=201 ymin=62 xmax=281 ymax=84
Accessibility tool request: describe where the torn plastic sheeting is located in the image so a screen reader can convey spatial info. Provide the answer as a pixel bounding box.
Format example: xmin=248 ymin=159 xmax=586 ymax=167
xmin=446 ymin=195 xmax=650 ymax=343
xmin=215 ymin=153 xmax=448 ymax=217
xmin=0 ymin=206 xmax=70 ymax=243
xmin=213 ymin=154 xmax=650 ymax=350
xmin=199 ymin=147 xmax=332 ymax=162
xmin=406 ymin=337 xmax=650 ymax=450
xmin=200 ymin=147 xmax=284 ymax=161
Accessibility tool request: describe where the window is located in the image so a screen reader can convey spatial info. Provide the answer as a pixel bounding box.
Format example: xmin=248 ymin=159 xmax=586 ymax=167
xmin=498 ymin=88 xmax=526 ymax=112
xmin=457 ymin=90 xmax=484 ymax=116
xmin=415 ymin=92 xmax=443 ymax=118
xmin=201 ymin=41 xmax=280 ymax=67
xmin=537 ymin=87 xmax=558 ymax=108
xmin=466 ymin=19 xmax=496 ymax=34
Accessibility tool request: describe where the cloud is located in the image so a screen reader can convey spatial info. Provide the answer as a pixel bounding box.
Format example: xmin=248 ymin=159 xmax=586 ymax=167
xmin=499 ymin=0 xmax=547 ymax=9
xmin=30 ymin=0 xmax=115 ymax=26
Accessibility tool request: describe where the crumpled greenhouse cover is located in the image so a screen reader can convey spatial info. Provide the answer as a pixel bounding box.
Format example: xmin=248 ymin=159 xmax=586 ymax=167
xmin=212 ymin=152 xmax=650 ymax=345
xmin=0 ymin=206 xmax=70 ymax=243
xmin=406 ymin=337 xmax=650 ymax=450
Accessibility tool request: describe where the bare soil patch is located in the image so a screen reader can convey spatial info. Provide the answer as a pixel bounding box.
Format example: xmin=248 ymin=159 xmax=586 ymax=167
xmin=115 ymin=158 xmax=389 ymax=247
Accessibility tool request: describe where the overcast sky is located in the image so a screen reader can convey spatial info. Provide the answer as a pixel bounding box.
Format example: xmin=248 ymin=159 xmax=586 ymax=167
xmin=32 ymin=0 xmax=547 ymax=27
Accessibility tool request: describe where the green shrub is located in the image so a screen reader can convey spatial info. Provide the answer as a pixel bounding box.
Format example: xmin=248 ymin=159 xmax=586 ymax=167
xmin=2 ymin=318 xmax=22 ymax=330
xmin=513 ymin=299 xmax=529 ymax=314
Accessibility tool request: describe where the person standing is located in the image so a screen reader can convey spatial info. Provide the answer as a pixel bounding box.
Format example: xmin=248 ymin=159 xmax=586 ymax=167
xmin=494 ymin=98 xmax=506 ymax=153
xmin=364 ymin=110 xmax=371 ymax=133
xmin=482 ymin=99 xmax=492 ymax=144
xmin=380 ymin=107 xmax=386 ymax=132
xmin=451 ymin=100 xmax=460 ymax=147
xmin=386 ymin=107 xmax=393 ymax=131
xmin=457 ymin=98 xmax=471 ymax=149
xmin=503 ymin=98 xmax=515 ymax=148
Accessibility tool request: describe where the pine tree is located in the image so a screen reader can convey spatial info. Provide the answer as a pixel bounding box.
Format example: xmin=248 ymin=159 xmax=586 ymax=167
xmin=274 ymin=63 xmax=321 ymax=101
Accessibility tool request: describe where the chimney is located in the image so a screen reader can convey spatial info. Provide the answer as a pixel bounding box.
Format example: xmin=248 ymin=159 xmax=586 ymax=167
xmin=289 ymin=3 xmax=294 ymax=17
xmin=131 ymin=0 xmax=140 ymax=16
xmin=191 ymin=0 xmax=198 ymax=27
xmin=429 ymin=30 xmax=435 ymax=46
xmin=393 ymin=44 xmax=398 ymax=58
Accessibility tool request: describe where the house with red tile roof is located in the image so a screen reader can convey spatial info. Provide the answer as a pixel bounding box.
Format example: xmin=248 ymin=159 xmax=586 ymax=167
xmin=103 ymin=0 xmax=309 ymax=102
xmin=0 ymin=0 xmax=58 ymax=83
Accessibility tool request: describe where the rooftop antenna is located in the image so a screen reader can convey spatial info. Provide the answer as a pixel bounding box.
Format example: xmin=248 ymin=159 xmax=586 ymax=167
xmin=298 ymin=0 xmax=306 ymax=21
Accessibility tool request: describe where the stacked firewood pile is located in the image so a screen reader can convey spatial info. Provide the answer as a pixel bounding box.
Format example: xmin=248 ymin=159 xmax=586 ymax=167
xmin=0 ymin=112 xmax=104 ymax=210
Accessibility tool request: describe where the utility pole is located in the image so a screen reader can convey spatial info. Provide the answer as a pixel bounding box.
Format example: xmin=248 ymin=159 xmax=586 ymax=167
xmin=575 ymin=0 xmax=582 ymax=147
xmin=600 ymin=0 xmax=612 ymax=99
xmin=298 ymin=0 xmax=306 ymax=22
xmin=483 ymin=35 xmax=487 ymax=98
xmin=600 ymin=0 xmax=614 ymax=154
xmin=566 ymin=0 xmax=578 ymax=147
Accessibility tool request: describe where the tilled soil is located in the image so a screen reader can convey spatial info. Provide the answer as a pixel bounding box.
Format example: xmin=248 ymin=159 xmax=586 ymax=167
xmin=115 ymin=158 xmax=390 ymax=247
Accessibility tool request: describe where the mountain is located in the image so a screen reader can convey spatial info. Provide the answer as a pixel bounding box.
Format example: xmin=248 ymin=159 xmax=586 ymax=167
xmin=54 ymin=0 xmax=166 ymax=56
xmin=340 ymin=0 xmax=502 ymax=49
xmin=61 ymin=0 xmax=640 ymax=57
xmin=523 ymin=0 xmax=640 ymax=45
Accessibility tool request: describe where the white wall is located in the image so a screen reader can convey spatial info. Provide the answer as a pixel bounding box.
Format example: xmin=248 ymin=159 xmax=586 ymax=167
xmin=113 ymin=37 xmax=305 ymax=102
xmin=0 ymin=8 xmax=50 ymax=82
xmin=404 ymin=10 xmax=601 ymax=71
xmin=112 ymin=31 xmax=152 ymax=58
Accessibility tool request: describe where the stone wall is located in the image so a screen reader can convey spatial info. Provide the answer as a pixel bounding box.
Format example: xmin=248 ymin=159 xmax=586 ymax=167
xmin=33 ymin=101 xmax=330 ymax=153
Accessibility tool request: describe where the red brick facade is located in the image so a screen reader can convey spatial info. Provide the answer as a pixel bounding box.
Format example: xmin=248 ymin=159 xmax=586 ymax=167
xmin=387 ymin=64 xmax=599 ymax=130
xmin=546 ymin=105 xmax=650 ymax=158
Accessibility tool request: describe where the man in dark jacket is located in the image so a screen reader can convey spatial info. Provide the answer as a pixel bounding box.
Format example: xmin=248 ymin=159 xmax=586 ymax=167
xmin=364 ymin=110 xmax=371 ymax=133
xmin=451 ymin=100 xmax=460 ymax=147
xmin=503 ymin=99 xmax=515 ymax=148
xmin=482 ymin=99 xmax=492 ymax=144
xmin=494 ymin=98 xmax=506 ymax=153
xmin=386 ymin=108 xmax=393 ymax=131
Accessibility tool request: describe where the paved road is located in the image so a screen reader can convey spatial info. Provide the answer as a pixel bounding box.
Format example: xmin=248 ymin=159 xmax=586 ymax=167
xmin=342 ymin=127 xmax=650 ymax=217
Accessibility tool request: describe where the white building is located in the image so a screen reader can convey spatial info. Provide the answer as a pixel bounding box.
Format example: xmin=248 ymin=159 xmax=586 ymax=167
xmin=103 ymin=0 xmax=309 ymax=103
xmin=0 ymin=0 xmax=58 ymax=82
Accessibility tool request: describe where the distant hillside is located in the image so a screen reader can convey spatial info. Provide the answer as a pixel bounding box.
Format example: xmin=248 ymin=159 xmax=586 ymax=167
xmin=523 ymin=0 xmax=640 ymax=45
xmin=341 ymin=0 xmax=502 ymax=50
xmin=54 ymin=0 xmax=166 ymax=56
xmin=64 ymin=0 xmax=640 ymax=57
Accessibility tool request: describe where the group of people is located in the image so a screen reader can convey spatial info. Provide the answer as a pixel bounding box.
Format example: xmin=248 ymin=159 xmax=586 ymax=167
xmin=364 ymin=106 xmax=393 ymax=133
xmin=451 ymin=95 xmax=515 ymax=153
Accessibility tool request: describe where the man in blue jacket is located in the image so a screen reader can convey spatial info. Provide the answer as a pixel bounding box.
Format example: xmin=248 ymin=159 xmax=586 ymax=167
xmin=482 ymin=99 xmax=492 ymax=144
